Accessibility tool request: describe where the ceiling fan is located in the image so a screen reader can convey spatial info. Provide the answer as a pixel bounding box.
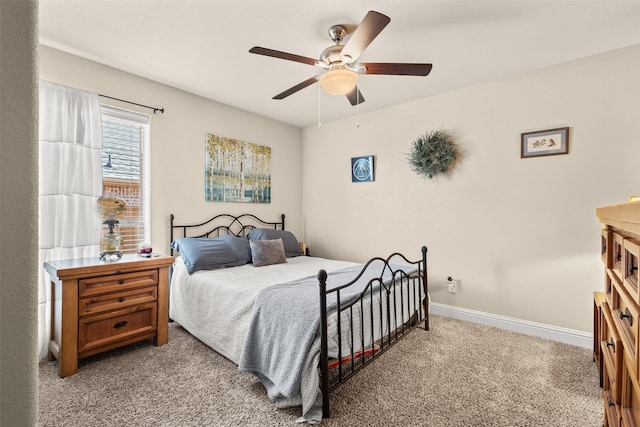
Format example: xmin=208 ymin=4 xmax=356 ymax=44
xmin=249 ymin=10 xmax=432 ymax=106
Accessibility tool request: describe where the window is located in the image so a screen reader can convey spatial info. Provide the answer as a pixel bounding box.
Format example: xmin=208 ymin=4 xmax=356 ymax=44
xmin=100 ymin=106 xmax=150 ymax=254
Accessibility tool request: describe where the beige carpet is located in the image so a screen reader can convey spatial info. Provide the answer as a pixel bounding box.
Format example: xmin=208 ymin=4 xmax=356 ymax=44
xmin=39 ymin=315 xmax=602 ymax=426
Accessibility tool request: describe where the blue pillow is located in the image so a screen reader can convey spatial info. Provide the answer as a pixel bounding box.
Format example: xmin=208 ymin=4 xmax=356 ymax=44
xmin=170 ymin=234 xmax=251 ymax=274
xmin=247 ymin=228 xmax=303 ymax=257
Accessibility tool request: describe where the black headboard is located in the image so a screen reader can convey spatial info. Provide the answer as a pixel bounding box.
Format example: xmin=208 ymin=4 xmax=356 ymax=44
xmin=169 ymin=213 xmax=286 ymax=255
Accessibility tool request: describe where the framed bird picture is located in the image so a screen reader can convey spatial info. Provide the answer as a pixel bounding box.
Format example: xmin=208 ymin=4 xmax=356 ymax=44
xmin=521 ymin=127 xmax=569 ymax=158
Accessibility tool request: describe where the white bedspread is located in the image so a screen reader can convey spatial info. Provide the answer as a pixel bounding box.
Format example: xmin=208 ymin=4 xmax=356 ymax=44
xmin=169 ymin=256 xmax=357 ymax=364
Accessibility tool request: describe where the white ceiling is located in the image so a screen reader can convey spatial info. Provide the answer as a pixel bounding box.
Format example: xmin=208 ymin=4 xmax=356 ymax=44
xmin=39 ymin=1 xmax=640 ymax=128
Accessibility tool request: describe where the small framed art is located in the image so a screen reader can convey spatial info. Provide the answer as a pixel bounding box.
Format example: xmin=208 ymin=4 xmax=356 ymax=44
xmin=351 ymin=155 xmax=374 ymax=182
xmin=521 ymin=127 xmax=569 ymax=158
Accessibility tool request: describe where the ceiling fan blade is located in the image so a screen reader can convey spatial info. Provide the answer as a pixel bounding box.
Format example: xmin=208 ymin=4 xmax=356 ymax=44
xmin=341 ymin=11 xmax=390 ymax=63
xmin=360 ymin=62 xmax=433 ymax=76
xmin=346 ymin=87 xmax=365 ymax=106
xmin=249 ymin=46 xmax=317 ymax=66
xmin=273 ymin=76 xmax=319 ymax=100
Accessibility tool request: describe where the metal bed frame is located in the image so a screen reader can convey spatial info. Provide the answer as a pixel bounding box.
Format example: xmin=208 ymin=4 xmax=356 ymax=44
xmin=169 ymin=213 xmax=285 ymax=254
xmin=318 ymin=247 xmax=429 ymax=417
xmin=169 ymin=212 xmax=429 ymax=419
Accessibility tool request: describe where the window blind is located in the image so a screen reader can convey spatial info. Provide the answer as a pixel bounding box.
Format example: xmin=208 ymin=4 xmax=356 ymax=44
xmin=100 ymin=106 xmax=150 ymax=254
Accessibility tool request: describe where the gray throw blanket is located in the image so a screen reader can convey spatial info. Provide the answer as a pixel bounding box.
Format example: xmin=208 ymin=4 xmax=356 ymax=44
xmin=238 ymin=261 xmax=417 ymax=422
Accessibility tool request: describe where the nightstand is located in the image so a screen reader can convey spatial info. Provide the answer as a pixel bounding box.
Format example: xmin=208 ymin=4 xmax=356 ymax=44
xmin=44 ymin=254 xmax=174 ymax=377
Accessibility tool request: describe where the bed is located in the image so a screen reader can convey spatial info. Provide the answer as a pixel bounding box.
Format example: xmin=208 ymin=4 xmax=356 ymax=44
xmin=168 ymin=212 xmax=429 ymax=423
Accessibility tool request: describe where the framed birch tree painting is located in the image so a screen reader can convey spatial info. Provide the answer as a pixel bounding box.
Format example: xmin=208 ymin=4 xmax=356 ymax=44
xmin=205 ymin=133 xmax=271 ymax=203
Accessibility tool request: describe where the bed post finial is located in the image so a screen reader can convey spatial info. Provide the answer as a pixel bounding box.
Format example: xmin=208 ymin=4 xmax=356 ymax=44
xmin=281 ymin=213 xmax=285 ymax=230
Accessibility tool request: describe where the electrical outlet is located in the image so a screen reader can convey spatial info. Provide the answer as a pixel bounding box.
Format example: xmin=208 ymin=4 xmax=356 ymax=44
xmin=447 ymin=276 xmax=457 ymax=294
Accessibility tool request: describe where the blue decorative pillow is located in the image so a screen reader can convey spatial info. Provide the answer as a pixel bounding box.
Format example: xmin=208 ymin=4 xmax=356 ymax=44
xmin=247 ymin=228 xmax=303 ymax=257
xmin=170 ymin=234 xmax=251 ymax=274
xmin=250 ymin=239 xmax=288 ymax=267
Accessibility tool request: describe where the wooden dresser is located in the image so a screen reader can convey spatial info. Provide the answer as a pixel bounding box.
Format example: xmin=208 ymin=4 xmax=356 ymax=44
xmin=44 ymin=254 xmax=174 ymax=378
xmin=596 ymin=201 xmax=640 ymax=426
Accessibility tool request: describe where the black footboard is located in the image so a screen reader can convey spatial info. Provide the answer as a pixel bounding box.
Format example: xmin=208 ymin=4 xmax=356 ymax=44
xmin=317 ymin=246 xmax=429 ymax=418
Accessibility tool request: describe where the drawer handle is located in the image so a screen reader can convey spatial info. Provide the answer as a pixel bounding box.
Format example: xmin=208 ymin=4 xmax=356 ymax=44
xmin=608 ymin=398 xmax=615 ymax=407
xmin=118 ymin=297 xmax=125 ymax=303
xmin=113 ymin=321 xmax=128 ymax=329
xmin=630 ymin=265 xmax=638 ymax=274
xmin=606 ymin=338 xmax=616 ymax=353
xmin=617 ymin=252 xmax=622 ymax=261
xmin=620 ymin=308 xmax=633 ymax=326
xmin=118 ymin=279 xmax=125 ymax=285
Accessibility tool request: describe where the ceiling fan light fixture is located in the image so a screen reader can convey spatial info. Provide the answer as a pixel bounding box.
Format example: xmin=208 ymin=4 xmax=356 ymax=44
xmin=249 ymin=11 xmax=429 ymax=104
xmin=319 ymin=66 xmax=358 ymax=96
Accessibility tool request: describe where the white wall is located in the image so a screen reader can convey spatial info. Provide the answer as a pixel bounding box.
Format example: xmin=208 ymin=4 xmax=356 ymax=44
xmin=39 ymin=45 xmax=304 ymax=253
xmin=0 ymin=1 xmax=39 ymax=425
xmin=38 ymin=43 xmax=640 ymax=335
xmin=302 ymin=44 xmax=640 ymax=333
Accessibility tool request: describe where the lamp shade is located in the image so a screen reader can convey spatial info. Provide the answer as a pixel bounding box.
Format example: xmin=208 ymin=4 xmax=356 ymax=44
xmin=319 ymin=67 xmax=358 ymax=95
xmin=94 ymin=196 xmax=126 ymax=220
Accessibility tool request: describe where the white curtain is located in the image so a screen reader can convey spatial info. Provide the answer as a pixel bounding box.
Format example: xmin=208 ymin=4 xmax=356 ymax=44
xmin=38 ymin=81 xmax=104 ymax=360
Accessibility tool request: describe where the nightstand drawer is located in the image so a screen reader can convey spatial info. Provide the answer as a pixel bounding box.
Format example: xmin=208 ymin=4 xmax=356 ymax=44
xmin=79 ymin=286 xmax=157 ymax=316
xmin=79 ymin=269 xmax=158 ymax=297
xmin=78 ymin=303 xmax=157 ymax=355
xmin=45 ymin=254 xmax=173 ymax=377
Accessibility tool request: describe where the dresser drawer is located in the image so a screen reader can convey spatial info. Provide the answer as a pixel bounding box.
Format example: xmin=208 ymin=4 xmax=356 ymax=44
xmin=79 ymin=269 xmax=158 ymax=297
xmin=603 ymin=229 xmax=614 ymax=268
xmin=614 ymin=233 xmax=625 ymax=281
xmin=78 ymin=303 xmax=157 ymax=356
xmin=603 ymin=303 xmax=624 ymax=404
xmin=79 ymin=286 xmax=157 ymax=316
xmin=621 ymin=356 xmax=640 ymax=427
xmin=607 ymin=270 xmax=616 ymax=306
xmin=624 ymin=239 xmax=640 ymax=304
xmin=612 ymin=279 xmax=639 ymax=375
xmin=605 ymin=388 xmax=621 ymax=427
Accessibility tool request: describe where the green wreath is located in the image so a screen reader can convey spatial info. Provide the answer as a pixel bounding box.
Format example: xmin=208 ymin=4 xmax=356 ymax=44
xmin=407 ymin=129 xmax=458 ymax=179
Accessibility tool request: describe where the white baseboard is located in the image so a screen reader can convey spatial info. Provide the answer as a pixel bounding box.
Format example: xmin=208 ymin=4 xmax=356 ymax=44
xmin=430 ymin=302 xmax=592 ymax=349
